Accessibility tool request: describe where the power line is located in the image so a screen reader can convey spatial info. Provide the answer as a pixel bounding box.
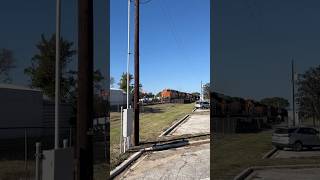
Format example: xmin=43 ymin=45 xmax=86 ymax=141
xmin=159 ymin=0 xmax=191 ymax=62
xmin=130 ymin=0 xmax=153 ymax=5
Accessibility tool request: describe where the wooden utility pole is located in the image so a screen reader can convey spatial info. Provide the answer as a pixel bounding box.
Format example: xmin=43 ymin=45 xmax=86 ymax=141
xmin=133 ymin=0 xmax=140 ymax=146
xmin=76 ymin=0 xmax=93 ymax=179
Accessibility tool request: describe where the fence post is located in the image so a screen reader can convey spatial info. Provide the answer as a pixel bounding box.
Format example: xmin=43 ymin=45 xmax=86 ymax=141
xmin=120 ymin=106 xmax=123 ymax=153
xmin=104 ymin=116 xmax=108 ymax=159
xmin=35 ymin=142 xmax=41 ymax=180
xmin=69 ymin=127 xmax=72 ymax=147
xmin=63 ymin=139 xmax=68 ymax=148
xmin=24 ymin=128 xmax=28 ymax=180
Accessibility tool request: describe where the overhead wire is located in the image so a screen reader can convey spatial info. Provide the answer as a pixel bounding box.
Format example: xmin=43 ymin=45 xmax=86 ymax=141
xmin=159 ymin=0 xmax=192 ymax=63
xmin=130 ymin=0 xmax=153 ymax=5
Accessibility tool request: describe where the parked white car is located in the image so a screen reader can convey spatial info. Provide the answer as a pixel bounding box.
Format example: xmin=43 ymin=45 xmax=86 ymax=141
xmin=272 ymin=127 xmax=320 ymax=151
xmin=195 ymin=101 xmax=210 ymax=109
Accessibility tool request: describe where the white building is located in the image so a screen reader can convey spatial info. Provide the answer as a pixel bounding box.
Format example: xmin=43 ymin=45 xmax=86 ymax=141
xmin=0 ymin=84 xmax=72 ymax=139
xmin=110 ymin=88 xmax=132 ymax=111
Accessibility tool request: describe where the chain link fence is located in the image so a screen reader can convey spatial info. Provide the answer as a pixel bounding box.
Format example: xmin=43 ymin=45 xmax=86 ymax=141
xmin=0 ymin=126 xmax=74 ymax=180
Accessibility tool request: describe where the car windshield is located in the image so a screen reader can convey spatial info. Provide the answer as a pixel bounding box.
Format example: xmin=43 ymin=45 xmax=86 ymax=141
xmin=275 ymin=128 xmax=297 ymax=134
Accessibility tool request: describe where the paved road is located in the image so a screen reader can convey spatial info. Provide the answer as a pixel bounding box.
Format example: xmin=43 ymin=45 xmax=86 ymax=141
xmin=118 ymin=109 xmax=210 ymax=180
xmin=119 ymin=143 xmax=210 ymax=180
xmin=171 ymin=109 xmax=210 ymax=136
xmin=246 ymin=168 xmax=320 ymax=180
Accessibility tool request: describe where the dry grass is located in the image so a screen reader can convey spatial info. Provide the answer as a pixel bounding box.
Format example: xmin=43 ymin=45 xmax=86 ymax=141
xmin=0 ymin=160 xmax=35 ymax=180
xmin=110 ymin=103 xmax=194 ymax=169
xmin=212 ymin=130 xmax=320 ymax=180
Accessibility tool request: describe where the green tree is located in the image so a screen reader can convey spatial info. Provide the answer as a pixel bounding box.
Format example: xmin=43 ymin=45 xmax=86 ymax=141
xmin=24 ymin=34 xmax=76 ymax=102
xmin=260 ymin=97 xmax=289 ymax=109
xmin=156 ymin=91 xmax=162 ymax=97
xmin=24 ymin=34 xmax=107 ymax=123
xmin=0 ymin=48 xmax=15 ymax=83
xmin=93 ymin=70 xmax=105 ymax=94
xmin=203 ymin=83 xmax=210 ymax=100
xmin=192 ymin=92 xmax=200 ymax=97
xmin=118 ymin=72 xmax=133 ymax=92
xmin=110 ymin=76 xmax=115 ymax=88
xmin=145 ymin=92 xmax=154 ymax=98
xmin=297 ymin=65 xmax=320 ymax=123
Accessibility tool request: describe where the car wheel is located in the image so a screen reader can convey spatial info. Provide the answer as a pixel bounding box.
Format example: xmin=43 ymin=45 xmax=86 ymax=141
xmin=293 ymin=141 xmax=303 ymax=151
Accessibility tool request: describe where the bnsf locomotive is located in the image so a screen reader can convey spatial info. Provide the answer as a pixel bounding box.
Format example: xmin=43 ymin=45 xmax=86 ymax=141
xmin=161 ymin=89 xmax=199 ymax=103
xmin=211 ymin=92 xmax=288 ymax=133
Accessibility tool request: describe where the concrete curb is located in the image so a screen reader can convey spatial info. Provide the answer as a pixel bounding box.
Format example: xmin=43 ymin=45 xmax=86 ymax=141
xmin=158 ymin=114 xmax=190 ymax=137
xmin=144 ymin=139 xmax=210 ymax=151
xmin=192 ymin=108 xmax=197 ymax=112
xmin=234 ymin=167 xmax=254 ymax=180
xmin=144 ymin=140 xmax=189 ymax=151
xmin=234 ymin=164 xmax=320 ymax=180
xmin=188 ymin=139 xmax=210 ymax=146
xmin=110 ymin=149 xmax=144 ymax=179
xmin=262 ymin=148 xmax=277 ymax=159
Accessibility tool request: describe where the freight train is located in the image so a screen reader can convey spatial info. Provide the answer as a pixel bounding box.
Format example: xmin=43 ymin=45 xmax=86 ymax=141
xmin=211 ymin=92 xmax=288 ymax=133
xmin=161 ymin=89 xmax=199 ymax=103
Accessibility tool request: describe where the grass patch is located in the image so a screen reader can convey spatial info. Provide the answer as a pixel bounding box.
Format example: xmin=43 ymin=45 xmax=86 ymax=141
xmin=0 ymin=160 xmax=35 ymax=180
xmin=212 ymin=130 xmax=320 ymax=180
xmin=110 ymin=103 xmax=194 ymax=169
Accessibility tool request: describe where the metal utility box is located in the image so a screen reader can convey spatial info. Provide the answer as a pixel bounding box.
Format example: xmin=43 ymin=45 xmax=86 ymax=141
xmin=122 ymin=108 xmax=133 ymax=151
xmin=123 ymin=108 xmax=133 ymax=137
xmin=42 ymin=148 xmax=73 ymax=180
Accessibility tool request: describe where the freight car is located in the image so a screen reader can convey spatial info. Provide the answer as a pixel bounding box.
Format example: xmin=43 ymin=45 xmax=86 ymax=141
xmin=161 ymin=89 xmax=198 ymax=103
xmin=211 ymin=92 xmax=288 ymax=133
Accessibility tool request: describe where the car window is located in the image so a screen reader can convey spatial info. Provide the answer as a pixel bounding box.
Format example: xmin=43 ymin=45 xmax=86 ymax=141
xmin=307 ymin=128 xmax=317 ymax=135
xmin=298 ymin=128 xmax=316 ymax=135
xmin=298 ymin=128 xmax=307 ymax=134
xmin=275 ymin=128 xmax=296 ymax=134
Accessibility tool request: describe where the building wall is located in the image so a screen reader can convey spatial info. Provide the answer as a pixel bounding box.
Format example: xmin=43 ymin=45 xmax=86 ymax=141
xmin=0 ymin=87 xmax=73 ymax=139
xmin=0 ymin=88 xmax=43 ymax=138
xmin=110 ymin=89 xmax=132 ymax=111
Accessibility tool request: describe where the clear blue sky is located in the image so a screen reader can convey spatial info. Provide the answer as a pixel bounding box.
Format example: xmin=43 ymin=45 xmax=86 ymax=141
xmin=0 ymin=0 xmax=108 ymax=86
xmin=111 ymin=0 xmax=210 ymax=94
xmin=212 ymin=0 xmax=320 ymax=106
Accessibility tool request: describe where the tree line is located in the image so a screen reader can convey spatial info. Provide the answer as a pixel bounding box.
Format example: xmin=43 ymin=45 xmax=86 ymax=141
xmin=111 ymin=73 xmax=205 ymax=99
xmin=0 ymin=34 xmax=107 ymax=122
xmin=2 ymin=36 xmax=319 ymax=124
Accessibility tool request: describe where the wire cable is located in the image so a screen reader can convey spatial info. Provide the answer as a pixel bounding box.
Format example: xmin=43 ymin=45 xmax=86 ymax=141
xmin=159 ymin=0 xmax=192 ymax=63
xmin=130 ymin=0 xmax=153 ymax=5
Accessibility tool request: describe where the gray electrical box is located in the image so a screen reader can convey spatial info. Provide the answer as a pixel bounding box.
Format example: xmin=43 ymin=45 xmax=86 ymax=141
xmin=42 ymin=148 xmax=73 ymax=180
xmin=123 ymin=108 xmax=133 ymax=137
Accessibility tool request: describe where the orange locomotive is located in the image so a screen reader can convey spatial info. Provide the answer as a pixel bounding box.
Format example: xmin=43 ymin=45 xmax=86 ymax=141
xmin=161 ymin=89 xmax=198 ymax=103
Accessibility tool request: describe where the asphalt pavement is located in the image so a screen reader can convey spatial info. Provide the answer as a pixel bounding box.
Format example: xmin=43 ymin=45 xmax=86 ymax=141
xmin=120 ymin=143 xmax=210 ymax=180
xmin=118 ymin=108 xmax=210 ymax=180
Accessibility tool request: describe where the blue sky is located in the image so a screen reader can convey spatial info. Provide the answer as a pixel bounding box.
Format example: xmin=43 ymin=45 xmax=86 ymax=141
xmin=0 ymin=0 xmax=108 ymax=87
xmin=111 ymin=0 xmax=210 ymax=94
xmin=212 ymin=0 xmax=320 ymax=106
